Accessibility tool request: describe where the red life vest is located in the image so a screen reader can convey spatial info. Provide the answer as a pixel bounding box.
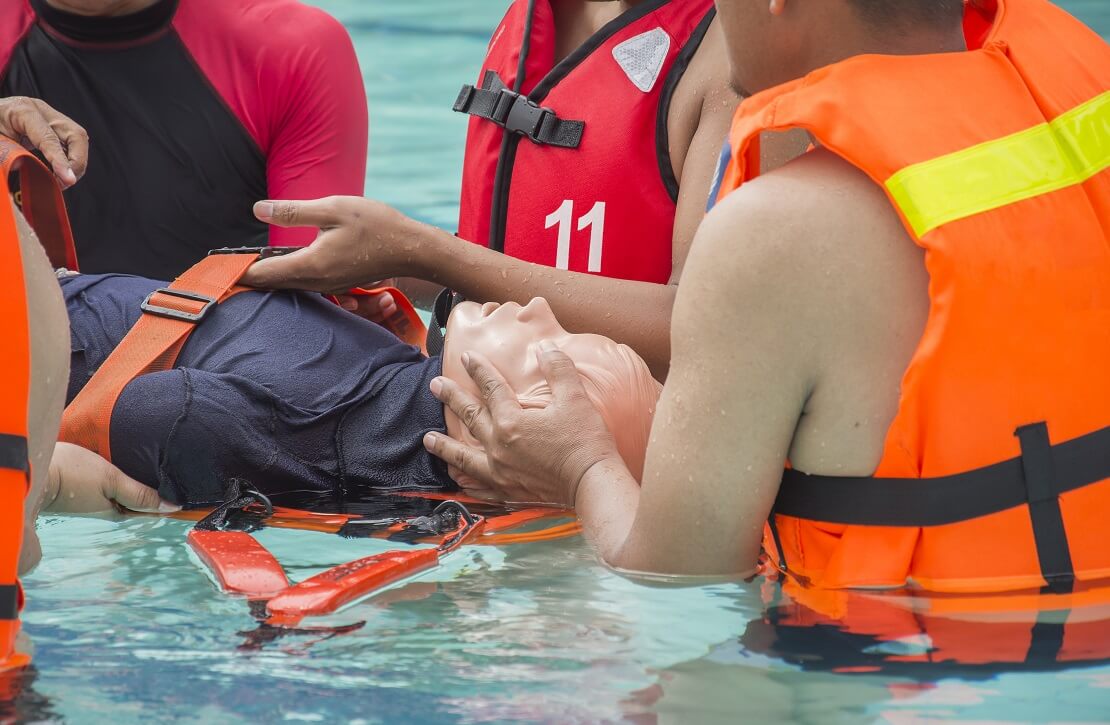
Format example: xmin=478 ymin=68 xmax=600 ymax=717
xmin=456 ymin=0 xmax=715 ymax=284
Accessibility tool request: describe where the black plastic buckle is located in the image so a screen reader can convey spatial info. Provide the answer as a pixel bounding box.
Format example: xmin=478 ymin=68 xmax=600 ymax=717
xmin=496 ymin=89 xmax=551 ymax=143
xmin=140 ymin=288 xmax=217 ymax=323
xmin=208 ymin=246 xmax=301 ymax=259
xmin=453 ymin=84 xmax=476 ymax=113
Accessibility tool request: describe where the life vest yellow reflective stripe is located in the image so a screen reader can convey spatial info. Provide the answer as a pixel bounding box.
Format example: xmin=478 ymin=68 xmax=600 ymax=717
xmin=887 ymin=89 xmax=1110 ymax=237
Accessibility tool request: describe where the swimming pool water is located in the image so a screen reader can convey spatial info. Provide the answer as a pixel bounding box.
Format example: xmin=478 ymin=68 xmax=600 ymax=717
xmin=10 ymin=2 xmax=1110 ymax=723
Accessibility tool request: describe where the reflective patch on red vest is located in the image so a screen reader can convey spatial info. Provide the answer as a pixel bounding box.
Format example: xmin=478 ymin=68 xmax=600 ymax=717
xmin=612 ymin=27 xmax=670 ymax=93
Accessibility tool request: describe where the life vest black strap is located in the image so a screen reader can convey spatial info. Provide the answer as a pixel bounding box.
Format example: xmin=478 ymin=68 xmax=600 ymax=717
xmin=774 ymin=423 xmax=1110 ymax=527
xmin=0 ymin=585 xmax=17 ymax=620
xmin=453 ymin=72 xmax=584 ymax=148
xmin=0 ymin=434 xmax=28 ymax=474
xmin=1016 ymin=422 xmax=1075 ymax=592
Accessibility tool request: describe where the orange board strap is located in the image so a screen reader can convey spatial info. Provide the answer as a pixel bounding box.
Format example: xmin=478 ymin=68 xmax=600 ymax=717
xmin=60 ymin=253 xmax=258 ymax=460
xmin=0 ymin=135 xmax=78 ymax=269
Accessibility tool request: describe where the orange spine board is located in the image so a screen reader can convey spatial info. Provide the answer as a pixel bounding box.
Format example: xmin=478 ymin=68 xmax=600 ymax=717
xmin=265 ymin=548 xmax=440 ymax=626
xmin=187 ymin=530 xmax=290 ymax=599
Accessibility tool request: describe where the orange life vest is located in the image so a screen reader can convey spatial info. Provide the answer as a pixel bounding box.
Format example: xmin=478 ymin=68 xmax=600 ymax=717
xmin=0 ymin=131 xmax=77 ymax=672
xmin=718 ymin=0 xmax=1110 ymax=595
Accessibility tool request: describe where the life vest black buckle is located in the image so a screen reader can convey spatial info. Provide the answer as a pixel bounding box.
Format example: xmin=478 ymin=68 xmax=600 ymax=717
xmin=495 ymin=89 xmax=553 ymax=145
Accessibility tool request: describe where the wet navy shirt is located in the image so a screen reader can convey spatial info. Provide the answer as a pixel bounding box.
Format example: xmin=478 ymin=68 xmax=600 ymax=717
xmin=62 ymin=273 xmax=453 ymax=506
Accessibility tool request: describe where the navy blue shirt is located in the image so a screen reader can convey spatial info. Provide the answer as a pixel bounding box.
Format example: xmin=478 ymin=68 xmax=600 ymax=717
xmin=63 ymin=274 xmax=453 ymax=506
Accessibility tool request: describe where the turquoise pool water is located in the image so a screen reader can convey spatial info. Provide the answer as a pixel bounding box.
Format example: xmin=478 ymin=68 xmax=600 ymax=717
xmin=10 ymin=2 xmax=1110 ymax=723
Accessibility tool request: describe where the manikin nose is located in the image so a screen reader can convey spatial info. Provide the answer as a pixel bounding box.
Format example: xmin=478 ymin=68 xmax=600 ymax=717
xmin=516 ymin=298 xmax=548 ymax=322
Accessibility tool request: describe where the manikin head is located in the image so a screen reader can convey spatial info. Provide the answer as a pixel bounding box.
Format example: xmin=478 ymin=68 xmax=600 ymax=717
xmin=714 ymin=0 xmax=968 ymax=98
xmin=442 ymin=298 xmax=662 ymax=480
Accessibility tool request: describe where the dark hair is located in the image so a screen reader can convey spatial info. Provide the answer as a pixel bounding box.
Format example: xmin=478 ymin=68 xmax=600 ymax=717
xmin=847 ymin=0 xmax=965 ymax=31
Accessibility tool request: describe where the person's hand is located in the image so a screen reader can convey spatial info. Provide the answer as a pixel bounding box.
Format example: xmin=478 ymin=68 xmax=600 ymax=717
xmin=0 ymin=96 xmax=89 ymax=188
xmin=243 ymin=197 xmax=425 ymax=293
xmin=422 ymin=342 xmax=623 ymax=506
xmin=43 ymin=443 xmax=180 ymax=514
xmin=334 ymin=289 xmax=398 ymax=324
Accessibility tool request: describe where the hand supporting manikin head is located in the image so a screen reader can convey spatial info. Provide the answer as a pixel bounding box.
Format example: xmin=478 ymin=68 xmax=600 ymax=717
xmin=441 ymin=298 xmax=662 ymax=480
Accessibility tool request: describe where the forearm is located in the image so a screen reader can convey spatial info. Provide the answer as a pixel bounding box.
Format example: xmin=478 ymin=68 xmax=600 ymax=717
xmin=573 ymin=458 xmax=643 ymax=570
xmin=410 ymin=223 xmax=675 ymax=378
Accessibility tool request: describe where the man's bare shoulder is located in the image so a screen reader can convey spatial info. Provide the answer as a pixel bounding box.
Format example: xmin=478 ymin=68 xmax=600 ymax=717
xmin=702 ymin=149 xmax=912 ymax=278
xmin=681 ymin=148 xmax=926 ymax=370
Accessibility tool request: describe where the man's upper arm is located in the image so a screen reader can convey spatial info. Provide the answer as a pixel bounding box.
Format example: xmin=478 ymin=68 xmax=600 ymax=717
xmin=669 ymin=87 xmax=737 ymax=284
xmin=14 ymin=204 xmax=68 ymax=573
xmin=619 ymin=185 xmax=816 ymax=575
xmin=266 ymin=13 xmax=369 ymax=246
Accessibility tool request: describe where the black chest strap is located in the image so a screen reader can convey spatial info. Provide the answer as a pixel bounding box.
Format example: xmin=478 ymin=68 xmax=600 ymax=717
xmin=454 ymin=71 xmax=585 ymax=148
xmin=772 ymin=423 xmax=1110 ymax=593
xmin=773 ymin=423 xmax=1110 ymax=528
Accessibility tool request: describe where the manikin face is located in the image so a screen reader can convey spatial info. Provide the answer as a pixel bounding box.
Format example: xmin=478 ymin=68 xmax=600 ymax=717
xmin=442 ymin=298 xmax=660 ymax=479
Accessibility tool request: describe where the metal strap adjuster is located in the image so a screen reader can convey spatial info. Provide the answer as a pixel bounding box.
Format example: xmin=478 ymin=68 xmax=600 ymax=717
xmin=494 ymin=89 xmax=553 ymax=144
xmin=208 ymin=246 xmax=301 ymax=259
xmin=141 ymin=288 xmax=217 ymax=323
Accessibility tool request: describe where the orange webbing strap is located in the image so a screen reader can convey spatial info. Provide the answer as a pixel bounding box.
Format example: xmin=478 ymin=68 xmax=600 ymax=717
xmin=60 ymin=253 xmax=260 ymax=461
xmin=342 ymin=286 xmax=428 ymax=353
xmin=0 ymin=135 xmax=78 ymax=270
xmin=1 ymin=169 xmax=33 ymax=673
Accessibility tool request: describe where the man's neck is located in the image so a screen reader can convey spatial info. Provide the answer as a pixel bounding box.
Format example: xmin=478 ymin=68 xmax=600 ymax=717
xmin=44 ymin=0 xmax=160 ymax=17
xmin=804 ymin=24 xmax=968 ymax=78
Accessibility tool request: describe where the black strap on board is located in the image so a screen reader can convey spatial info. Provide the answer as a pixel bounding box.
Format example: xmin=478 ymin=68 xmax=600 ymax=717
xmin=425 ymin=288 xmax=464 ymax=358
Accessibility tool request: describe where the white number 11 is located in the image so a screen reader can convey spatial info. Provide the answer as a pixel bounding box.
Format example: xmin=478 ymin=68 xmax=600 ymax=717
xmin=544 ymin=200 xmax=606 ymax=273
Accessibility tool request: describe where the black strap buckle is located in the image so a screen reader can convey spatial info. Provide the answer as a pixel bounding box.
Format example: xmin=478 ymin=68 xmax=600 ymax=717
xmin=495 ymin=89 xmax=553 ymax=144
xmin=140 ymin=288 xmax=217 ymax=323
xmin=208 ymin=246 xmax=301 ymax=259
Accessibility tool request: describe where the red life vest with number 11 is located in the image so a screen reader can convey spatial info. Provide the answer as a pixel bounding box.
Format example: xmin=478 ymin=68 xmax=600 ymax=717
xmin=456 ymin=0 xmax=715 ymax=284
